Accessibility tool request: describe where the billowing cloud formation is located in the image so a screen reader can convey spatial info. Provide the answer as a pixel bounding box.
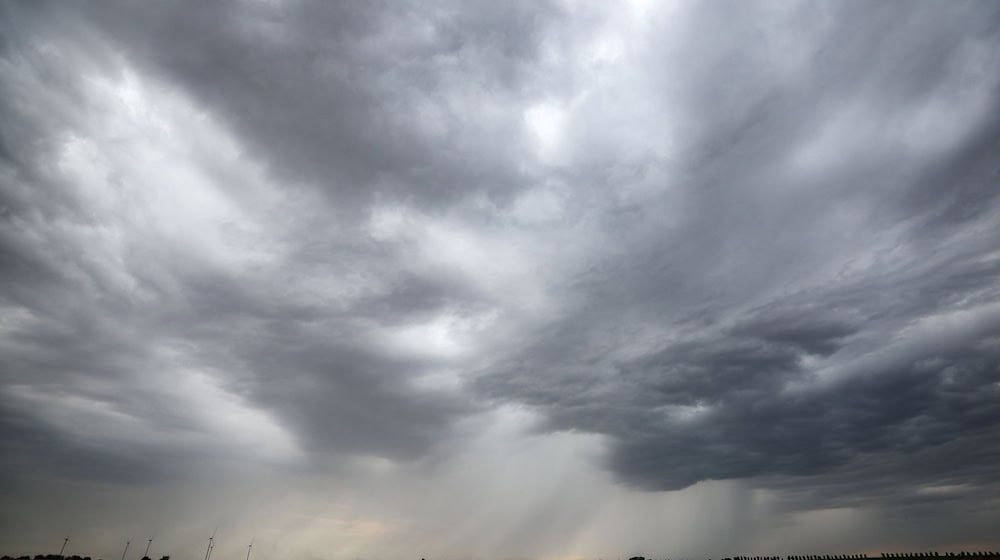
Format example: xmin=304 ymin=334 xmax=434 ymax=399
xmin=2 ymin=1 xmax=1000 ymax=558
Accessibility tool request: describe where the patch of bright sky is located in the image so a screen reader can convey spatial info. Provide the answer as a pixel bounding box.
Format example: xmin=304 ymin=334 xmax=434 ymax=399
xmin=524 ymin=100 xmax=569 ymax=164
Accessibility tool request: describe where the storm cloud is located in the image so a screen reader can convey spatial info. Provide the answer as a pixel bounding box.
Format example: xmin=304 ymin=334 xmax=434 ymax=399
xmin=2 ymin=1 xmax=1000 ymax=558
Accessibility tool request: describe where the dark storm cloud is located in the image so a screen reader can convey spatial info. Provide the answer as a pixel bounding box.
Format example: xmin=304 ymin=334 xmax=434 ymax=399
xmin=473 ymin=0 xmax=1000 ymax=510
xmin=0 ymin=1 xmax=490 ymax=486
xmin=610 ymin=316 xmax=1000 ymax=489
xmin=77 ymin=0 xmax=564 ymax=213
xmin=2 ymin=0 xmax=1000 ymax=534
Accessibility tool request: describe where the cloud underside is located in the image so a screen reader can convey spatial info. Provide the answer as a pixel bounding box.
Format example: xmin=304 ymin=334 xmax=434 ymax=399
xmin=1 ymin=0 xmax=1000 ymax=518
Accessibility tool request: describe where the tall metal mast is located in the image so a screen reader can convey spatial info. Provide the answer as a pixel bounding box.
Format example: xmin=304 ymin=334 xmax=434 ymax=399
xmin=120 ymin=540 xmax=130 ymax=560
xmin=205 ymin=529 xmax=218 ymax=560
xmin=144 ymin=538 xmax=153 ymax=559
xmin=204 ymin=529 xmax=216 ymax=560
xmin=59 ymin=537 xmax=69 ymax=557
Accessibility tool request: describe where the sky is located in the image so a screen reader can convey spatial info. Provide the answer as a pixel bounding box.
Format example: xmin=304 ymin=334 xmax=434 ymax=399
xmin=1 ymin=1 xmax=1000 ymax=559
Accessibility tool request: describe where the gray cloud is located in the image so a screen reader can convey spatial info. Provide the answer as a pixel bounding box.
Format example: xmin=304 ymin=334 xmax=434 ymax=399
xmin=0 ymin=2 xmax=482 ymax=489
xmin=75 ymin=0 xmax=564 ymax=214
xmin=2 ymin=0 xmax=1000 ymax=557
xmin=470 ymin=0 xmax=1000 ymax=506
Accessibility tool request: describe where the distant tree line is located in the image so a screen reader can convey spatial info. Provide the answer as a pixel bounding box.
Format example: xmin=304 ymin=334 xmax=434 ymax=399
xmin=0 ymin=555 xmax=169 ymax=560
xmin=7 ymin=552 xmax=999 ymax=560
xmin=788 ymin=554 xmax=867 ymax=560
xmin=621 ymin=552 xmax=999 ymax=560
xmin=0 ymin=556 xmax=96 ymax=560
xmin=880 ymin=554 xmax=1000 ymax=558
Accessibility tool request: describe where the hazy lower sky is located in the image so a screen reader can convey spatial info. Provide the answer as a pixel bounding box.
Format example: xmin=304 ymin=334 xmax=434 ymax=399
xmin=2 ymin=1 xmax=1000 ymax=559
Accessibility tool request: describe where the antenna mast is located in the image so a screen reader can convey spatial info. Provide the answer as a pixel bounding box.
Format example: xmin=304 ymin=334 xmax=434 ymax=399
xmin=144 ymin=538 xmax=153 ymax=558
xmin=245 ymin=538 xmax=254 ymax=560
xmin=204 ymin=529 xmax=216 ymax=560
xmin=59 ymin=537 xmax=70 ymax=557
xmin=120 ymin=540 xmax=131 ymax=560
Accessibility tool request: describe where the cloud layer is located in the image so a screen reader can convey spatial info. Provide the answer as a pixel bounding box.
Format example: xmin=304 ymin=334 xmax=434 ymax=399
xmin=2 ymin=1 xmax=1000 ymax=558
